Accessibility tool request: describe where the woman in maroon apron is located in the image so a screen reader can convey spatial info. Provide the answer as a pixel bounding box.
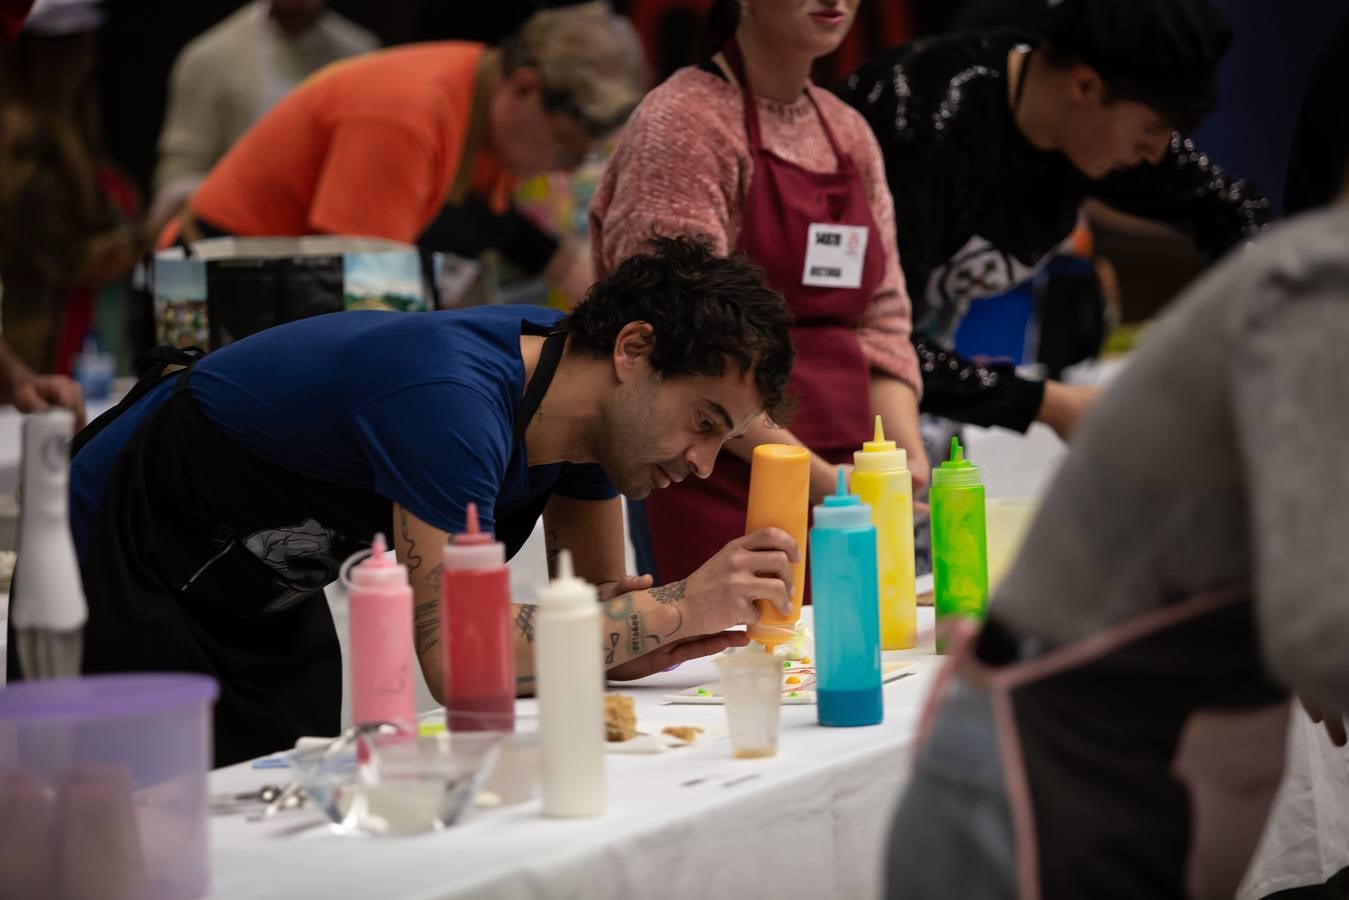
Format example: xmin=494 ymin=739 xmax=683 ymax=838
xmin=590 ymin=0 xmax=926 ymax=583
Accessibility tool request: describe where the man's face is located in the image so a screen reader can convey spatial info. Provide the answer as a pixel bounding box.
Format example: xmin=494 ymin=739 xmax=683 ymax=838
xmin=590 ymin=351 xmax=764 ymax=501
xmin=1059 ymin=71 xmax=1174 ymax=179
xmin=490 ymin=68 xmax=597 ymax=178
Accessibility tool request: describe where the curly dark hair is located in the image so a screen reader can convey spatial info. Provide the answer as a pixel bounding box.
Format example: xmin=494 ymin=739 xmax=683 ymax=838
xmin=566 ymin=235 xmax=796 ymax=425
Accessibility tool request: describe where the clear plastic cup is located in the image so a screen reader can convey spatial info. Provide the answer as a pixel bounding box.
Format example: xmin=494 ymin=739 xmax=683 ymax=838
xmin=288 ymin=727 xmax=503 ymax=836
xmin=480 ymin=731 xmax=540 ymax=806
xmin=716 ymin=649 xmax=783 ymax=759
xmin=985 ymin=497 xmax=1039 ymax=590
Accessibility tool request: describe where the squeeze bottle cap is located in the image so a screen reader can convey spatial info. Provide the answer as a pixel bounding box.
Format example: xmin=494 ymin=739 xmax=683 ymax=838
xmin=852 ymin=415 xmax=908 ymax=473
xmin=535 ymin=550 xmax=597 ymax=610
xmin=444 ymin=502 xmax=506 ymax=569
xmin=350 ymin=533 xmax=410 ymax=590
xmin=931 ymin=436 xmax=982 ymax=487
xmin=812 ymin=467 xmax=873 ymax=530
xmin=454 ymin=504 xmax=493 ymax=546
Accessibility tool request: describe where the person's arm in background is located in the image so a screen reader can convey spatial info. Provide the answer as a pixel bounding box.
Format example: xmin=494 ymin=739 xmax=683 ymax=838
xmin=147 ymin=44 xmax=229 ymax=238
xmin=0 ymin=335 xmax=84 ymax=428
xmin=590 ymin=82 xmax=846 ymax=503
xmin=1087 ymin=133 xmax=1272 ymax=258
xmin=1231 ymin=265 xmax=1349 ymax=745
xmin=420 ymin=199 xmax=595 ymax=305
xmin=538 ymin=237 xmax=593 ymax=306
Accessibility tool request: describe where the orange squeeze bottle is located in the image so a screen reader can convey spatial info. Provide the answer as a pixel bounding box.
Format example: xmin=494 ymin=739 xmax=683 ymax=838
xmin=743 ymin=444 xmax=811 ymax=649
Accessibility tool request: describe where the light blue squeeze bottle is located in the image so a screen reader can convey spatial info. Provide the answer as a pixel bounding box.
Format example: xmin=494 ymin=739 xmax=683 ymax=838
xmin=810 ymin=468 xmax=883 ymax=727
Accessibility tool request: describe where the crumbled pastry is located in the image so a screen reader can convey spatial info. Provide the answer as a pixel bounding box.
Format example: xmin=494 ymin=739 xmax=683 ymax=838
xmin=660 ymin=725 xmax=703 ymax=743
xmin=604 ymin=694 xmax=638 ymax=742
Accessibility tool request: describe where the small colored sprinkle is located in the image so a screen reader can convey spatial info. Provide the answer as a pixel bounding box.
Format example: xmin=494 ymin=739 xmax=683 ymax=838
xmin=789 ymin=692 xmax=799 ymax=698
xmin=801 ymin=657 xmax=812 ymax=665
xmin=696 ymin=688 xmax=709 ymax=696
xmin=785 ymin=676 xmax=802 ymax=685
xmin=783 ymin=661 xmax=791 ymax=669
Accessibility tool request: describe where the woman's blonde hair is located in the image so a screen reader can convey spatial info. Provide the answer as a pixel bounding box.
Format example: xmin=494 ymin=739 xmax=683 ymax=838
xmin=502 ymin=2 xmax=647 ymax=136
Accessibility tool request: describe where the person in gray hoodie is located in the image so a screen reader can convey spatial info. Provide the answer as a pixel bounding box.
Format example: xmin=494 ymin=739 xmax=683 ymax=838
xmin=887 ymin=204 xmax=1349 ymax=900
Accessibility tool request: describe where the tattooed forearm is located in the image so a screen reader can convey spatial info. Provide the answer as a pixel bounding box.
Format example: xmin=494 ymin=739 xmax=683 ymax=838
xmin=625 ymin=611 xmax=661 ymax=655
xmin=414 ymin=599 xmax=440 ymax=655
xmin=649 ymin=580 xmax=686 ymax=604
xmin=604 ymin=632 xmax=619 ymax=665
xmin=662 ymin=603 xmax=683 ymax=638
xmin=648 ymin=581 xmax=686 ymax=637
xmin=398 ymin=508 xmax=422 ymax=572
xmin=515 ymin=604 xmax=538 ymax=643
xmin=420 ymin=562 xmax=443 ymax=591
xmin=627 ymin=613 xmax=642 ymax=654
xmin=603 ymin=591 xmax=636 ymax=622
xmin=544 ymin=529 xmax=561 ymax=577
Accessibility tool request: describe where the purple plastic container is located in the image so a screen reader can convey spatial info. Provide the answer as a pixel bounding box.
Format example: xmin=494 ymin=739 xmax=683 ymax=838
xmin=0 ymin=674 xmax=218 ymax=900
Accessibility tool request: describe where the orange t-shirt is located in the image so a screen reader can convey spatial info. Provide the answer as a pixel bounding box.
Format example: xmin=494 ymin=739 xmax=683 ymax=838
xmin=185 ymin=42 xmax=514 ymax=245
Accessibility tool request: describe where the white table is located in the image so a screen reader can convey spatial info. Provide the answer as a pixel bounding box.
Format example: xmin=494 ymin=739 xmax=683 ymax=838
xmin=32 ymin=353 xmax=1347 ymax=897
xmin=207 ymin=607 xmax=941 ymax=900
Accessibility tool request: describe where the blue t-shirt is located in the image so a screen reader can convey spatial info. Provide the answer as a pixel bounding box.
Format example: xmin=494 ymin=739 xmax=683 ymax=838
xmin=70 ymin=307 xmax=616 ymax=558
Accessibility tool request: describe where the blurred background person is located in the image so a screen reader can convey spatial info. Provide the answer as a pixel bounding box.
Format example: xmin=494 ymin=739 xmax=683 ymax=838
xmin=835 ymin=0 xmax=1269 ymax=444
xmin=156 ymin=3 xmax=644 ymax=311
xmin=0 ymin=0 xmax=140 ymax=382
xmin=147 ymin=0 xmax=379 ymax=237
xmin=591 ymin=0 xmax=926 ymax=584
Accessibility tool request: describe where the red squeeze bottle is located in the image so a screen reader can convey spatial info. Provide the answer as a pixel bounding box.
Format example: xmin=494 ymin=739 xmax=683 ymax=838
xmin=441 ymin=503 xmax=515 ymax=733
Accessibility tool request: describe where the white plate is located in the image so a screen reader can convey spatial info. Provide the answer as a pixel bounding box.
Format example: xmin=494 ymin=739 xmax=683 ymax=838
xmin=604 ymin=720 xmax=724 ymax=754
xmin=662 ymin=660 xmax=917 ymax=705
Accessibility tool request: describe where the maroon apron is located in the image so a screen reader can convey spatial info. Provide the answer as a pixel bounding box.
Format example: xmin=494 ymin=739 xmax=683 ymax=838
xmin=646 ymin=39 xmax=885 ymax=583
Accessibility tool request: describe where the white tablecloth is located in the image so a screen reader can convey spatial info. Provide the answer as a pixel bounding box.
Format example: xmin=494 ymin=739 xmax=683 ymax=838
xmin=207 ymin=607 xmax=940 ymax=900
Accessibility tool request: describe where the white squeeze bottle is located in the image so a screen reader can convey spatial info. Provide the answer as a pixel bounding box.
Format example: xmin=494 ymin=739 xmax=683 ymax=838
xmin=535 ymin=550 xmax=606 ymax=817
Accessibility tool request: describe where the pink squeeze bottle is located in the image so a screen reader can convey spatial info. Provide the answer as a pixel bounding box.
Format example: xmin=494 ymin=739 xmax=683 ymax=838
xmin=348 ymin=533 xmax=418 ymax=733
xmin=442 ymin=503 xmax=515 ymax=732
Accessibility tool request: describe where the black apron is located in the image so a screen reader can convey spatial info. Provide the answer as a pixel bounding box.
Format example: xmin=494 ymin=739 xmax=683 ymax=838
xmin=7 ymin=325 xmax=568 ymax=767
xmin=916 ymin=590 xmax=1289 ymax=900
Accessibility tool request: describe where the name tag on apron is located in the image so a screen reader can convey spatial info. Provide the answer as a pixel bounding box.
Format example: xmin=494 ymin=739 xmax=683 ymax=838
xmin=802 ymin=223 xmax=869 ymax=289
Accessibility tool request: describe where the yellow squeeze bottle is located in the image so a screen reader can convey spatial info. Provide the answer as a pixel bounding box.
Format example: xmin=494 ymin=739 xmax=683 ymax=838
xmin=744 ymin=444 xmax=811 ymax=649
xmin=851 ymin=416 xmax=917 ymax=650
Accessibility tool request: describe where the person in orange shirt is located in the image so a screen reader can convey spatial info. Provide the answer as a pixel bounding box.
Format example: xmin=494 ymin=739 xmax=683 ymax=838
xmin=161 ymin=2 xmax=643 ymax=301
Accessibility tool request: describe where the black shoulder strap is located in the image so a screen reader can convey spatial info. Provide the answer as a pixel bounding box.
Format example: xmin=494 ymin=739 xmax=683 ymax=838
xmin=72 ymin=345 xmax=205 ymax=458
xmin=512 ymin=329 xmax=567 ymax=446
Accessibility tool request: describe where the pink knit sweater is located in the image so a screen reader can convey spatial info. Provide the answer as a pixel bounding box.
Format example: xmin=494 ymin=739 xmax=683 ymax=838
xmin=589 ymin=64 xmax=921 ymax=394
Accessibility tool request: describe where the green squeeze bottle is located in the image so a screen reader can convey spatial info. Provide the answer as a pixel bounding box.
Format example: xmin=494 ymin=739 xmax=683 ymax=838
xmin=929 ymin=437 xmax=988 ymax=653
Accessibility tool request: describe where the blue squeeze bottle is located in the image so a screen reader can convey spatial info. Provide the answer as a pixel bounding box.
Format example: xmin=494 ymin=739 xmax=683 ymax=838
xmin=810 ymin=468 xmax=883 ymax=727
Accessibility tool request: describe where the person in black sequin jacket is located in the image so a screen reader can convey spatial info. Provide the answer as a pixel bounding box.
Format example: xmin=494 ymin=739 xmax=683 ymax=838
xmin=836 ymin=0 xmax=1271 ymax=438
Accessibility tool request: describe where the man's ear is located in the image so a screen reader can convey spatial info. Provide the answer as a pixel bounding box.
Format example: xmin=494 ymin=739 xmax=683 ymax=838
xmin=612 ymin=321 xmax=654 ymax=383
xmin=1067 ymin=64 xmax=1104 ymax=106
xmin=504 ymin=65 xmax=542 ymax=100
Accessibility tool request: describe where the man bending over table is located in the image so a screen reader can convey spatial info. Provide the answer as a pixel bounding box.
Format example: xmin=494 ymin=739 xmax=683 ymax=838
xmin=7 ymin=236 xmax=800 ymax=766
